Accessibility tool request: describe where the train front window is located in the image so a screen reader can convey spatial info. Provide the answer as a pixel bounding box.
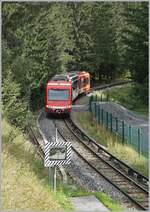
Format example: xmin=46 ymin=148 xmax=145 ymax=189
xmin=48 ymin=89 xmax=70 ymax=101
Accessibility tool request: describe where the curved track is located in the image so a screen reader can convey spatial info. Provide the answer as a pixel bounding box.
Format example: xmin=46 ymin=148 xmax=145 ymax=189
xmin=34 ymin=80 xmax=148 ymax=210
xmin=53 ymin=118 xmax=148 ymax=211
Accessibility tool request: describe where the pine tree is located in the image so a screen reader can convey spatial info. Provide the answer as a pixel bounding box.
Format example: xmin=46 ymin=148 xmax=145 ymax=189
xmin=122 ymin=2 xmax=148 ymax=103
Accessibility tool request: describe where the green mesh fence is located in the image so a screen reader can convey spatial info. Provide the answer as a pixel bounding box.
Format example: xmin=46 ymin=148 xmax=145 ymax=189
xmin=90 ymin=102 xmax=148 ymax=157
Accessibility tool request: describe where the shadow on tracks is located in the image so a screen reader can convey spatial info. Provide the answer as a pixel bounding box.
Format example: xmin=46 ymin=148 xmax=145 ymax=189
xmin=46 ymin=112 xmax=70 ymax=120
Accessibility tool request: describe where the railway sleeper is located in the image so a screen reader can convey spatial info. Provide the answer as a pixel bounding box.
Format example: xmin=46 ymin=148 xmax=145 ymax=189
xmin=137 ymin=175 xmax=145 ymax=183
xmin=97 ymin=147 xmax=104 ymax=153
xmin=128 ymin=169 xmax=135 ymax=177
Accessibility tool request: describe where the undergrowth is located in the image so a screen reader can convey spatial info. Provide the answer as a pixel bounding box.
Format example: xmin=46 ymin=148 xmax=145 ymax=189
xmin=2 ymin=118 xmax=73 ymax=211
xmin=2 ymin=118 xmax=125 ymax=211
xmin=75 ymin=112 xmax=148 ymax=177
xmin=57 ymin=180 xmax=125 ymax=211
xmin=93 ymin=84 xmax=148 ymax=117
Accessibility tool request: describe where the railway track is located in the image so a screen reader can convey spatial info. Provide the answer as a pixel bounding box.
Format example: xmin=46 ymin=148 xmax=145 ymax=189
xmin=31 ymin=80 xmax=148 ymax=210
xmin=53 ymin=118 xmax=148 ymax=210
xmin=91 ymin=80 xmax=132 ymax=92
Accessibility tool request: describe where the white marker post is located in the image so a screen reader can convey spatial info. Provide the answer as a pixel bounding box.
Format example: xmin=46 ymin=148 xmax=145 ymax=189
xmin=44 ymin=130 xmax=72 ymax=193
xmin=54 ymin=165 xmax=57 ymax=192
xmin=55 ymin=128 xmax=57 ymax=142
xmin=53 ymin=128 xmax=57 ymax=192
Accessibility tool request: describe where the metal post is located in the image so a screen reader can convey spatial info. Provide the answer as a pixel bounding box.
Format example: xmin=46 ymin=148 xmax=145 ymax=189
xmin=116 ymin=117 xmax=118 ymax=132
xmin=122 ymin=121 xmax=125 ymax=144
xmin=138 ymin=128 xmax=141 ymax=156
xmin=98 ymin=106 xmax=100 ymax=124
xmin=49 ymin=167 xmax=51 ymax=183
xmin=101 ymin=94 xmax=102 ymax=102
xmin=89 ymin=96 xmax=93 ymax=112
xmin=55 ymin=128 xmax=57 ymax=142
xmin=89 ymin=96 xmax=91 ymax=112
xmin=106 ymin=112 xmax=108 ymax=129
xmin=49 ymin=167 xmax=54 ymax=188
xmin=107 ymin=94 xmax=109 ymax=102
xmin=110 ymin=114 xmax=113 ymax=132
xmin=95 ymin=95 xmax=97 ymax=101
xmin=54 ymin=166 xmax=57 ymax=192
xmin=101 ymin=109 xmax=103 ymax=125
xmin=94 ymin=102 xmax=96 ymax=117
xmin=129 ymin=125 xmax=131 ymax=144
xmin=96 ymin=105 xmax=98 ymax=122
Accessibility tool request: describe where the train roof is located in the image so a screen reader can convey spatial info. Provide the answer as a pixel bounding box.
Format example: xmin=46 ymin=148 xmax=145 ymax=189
xmin=47 ymin=81 xmax=72 ymax=87
xmin=51 ymin=74 xmax=69 ymax=81
xmin=49 ymin=71 xmax=89 ymax=82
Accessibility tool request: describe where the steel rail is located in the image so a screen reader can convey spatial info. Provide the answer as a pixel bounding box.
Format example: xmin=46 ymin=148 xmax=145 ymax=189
xmin=54 ymin=119 xmax=148 ymax=211
xmin=91 ymin=80 xmax=132 ymax=92
xmin=34 ymin=80 xmax=148 ymax=210
xmin=72 ymin=80 xmax=148 ymax=186
xmin=26 ymin=126 xmax=45 ymax=159
xmin=68 ymin=117 xmax=148 ymax=186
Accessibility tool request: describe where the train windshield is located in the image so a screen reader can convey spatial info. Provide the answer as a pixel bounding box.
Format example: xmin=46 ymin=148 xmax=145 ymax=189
xmin=48 ymin=89 xmax=70 ymax=101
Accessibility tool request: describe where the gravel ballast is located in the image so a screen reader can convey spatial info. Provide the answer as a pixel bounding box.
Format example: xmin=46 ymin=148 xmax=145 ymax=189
xmin=38 ymin=111 xmax=133 ymax=208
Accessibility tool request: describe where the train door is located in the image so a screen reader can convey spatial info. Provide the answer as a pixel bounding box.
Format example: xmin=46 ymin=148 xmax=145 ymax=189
xmin=79 ymin=75 xmax=90 ymax=94
xmin=72 ymin=76 xmax=78 ymax=100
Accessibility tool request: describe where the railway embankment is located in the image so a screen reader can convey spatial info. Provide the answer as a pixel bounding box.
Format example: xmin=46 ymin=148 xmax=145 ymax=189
xmin=2 ymin=119 xmax=73 ymax=211
xmin=71 ymin=92 xmax=148 ymax=177
xmin=36 ymin=81 xmax=148 ymax=211
xmin=38 ymin=111 xmax=127 ymax=211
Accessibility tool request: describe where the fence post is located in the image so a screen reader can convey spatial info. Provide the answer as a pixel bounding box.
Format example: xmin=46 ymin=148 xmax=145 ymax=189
xmin=110 ymin=114 xmax=113 ymax=132
xmin=101 ymin=94 xmax=102 ymax=102
xmin=122 ymin=121 xmax=125 ymax=144
xmin=95 ymin=95 xmax=97 ymax=102
xmin=106 ymin=112 xmax=108 ymax=129
xmin=101 ymin=109 xmax=103 ymax=125
xmin=95 ymin=104 xmax=98 ymax=122
xmin=107 ymin=94 xmax=109 ymax=101
xmin=98 ymin=106 xmax=100 ymax=124
xmin=138 ymin=128 xmax=141 ymax=156
xmin=94 ymin=102 xmax=97 ymax=117
xmin=89 ymin=96 xmax=93 ymax=112
xmin=129 ymin=125 xmax=131 ymax=144
xmin=116 ymin=117 xmax=118 ymax=132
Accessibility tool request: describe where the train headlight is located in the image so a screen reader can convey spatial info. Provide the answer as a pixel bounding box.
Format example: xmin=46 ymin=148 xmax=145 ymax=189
xmin=46 ymin=105 xmax=51 ymax=108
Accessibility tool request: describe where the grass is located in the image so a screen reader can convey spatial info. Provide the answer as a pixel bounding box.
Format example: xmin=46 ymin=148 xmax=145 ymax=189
xmin=93 ymin=84 xmax=148 ymax=117
xmin=2 ymin=118 xmax=73 ymax=211
xmin=75 ymin=112 xmax=148 ymax=177
xmin=2 ymin=115 xmax=147 ymax=211
xmin=56 ymin=180 xmax=125 ymax=211
xmin=2 ymin=118 xmax=125 ymax=211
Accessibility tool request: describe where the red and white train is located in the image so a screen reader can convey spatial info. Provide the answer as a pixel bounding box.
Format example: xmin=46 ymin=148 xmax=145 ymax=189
xmin=45 ymin=71 xmax=90 ymax=115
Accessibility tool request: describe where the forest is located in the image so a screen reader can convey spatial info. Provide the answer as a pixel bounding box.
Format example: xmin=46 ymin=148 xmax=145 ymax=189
xmin=2 ymin=2 xmax=148 ymax=129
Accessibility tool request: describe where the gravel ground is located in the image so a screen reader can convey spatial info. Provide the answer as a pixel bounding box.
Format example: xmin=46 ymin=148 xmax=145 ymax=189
xmin=75 ymin=92 xmax=148 ymax=128
xmin=64 ymin=152 xmax=130 ymax=204
xmin=73 ymin=92 xmax=148 ymax=138
xmin=37 ymin=86 xmax=148 ymax=209
xmin=97 ymin=102 xmax=148 ymax=129
xmin=38 ymin=111 xmax=136 ymax=209
xmin=38 ymin=110 xmax=56 ymax=142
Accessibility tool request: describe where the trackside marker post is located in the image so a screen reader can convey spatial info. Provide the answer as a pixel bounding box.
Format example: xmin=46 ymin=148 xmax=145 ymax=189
xmin=44 ymin=129 xmax=72 ymax=192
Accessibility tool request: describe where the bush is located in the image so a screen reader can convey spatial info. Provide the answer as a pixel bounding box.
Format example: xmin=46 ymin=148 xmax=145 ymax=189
xmin=2 ymin=72 xmax=28 ymax=129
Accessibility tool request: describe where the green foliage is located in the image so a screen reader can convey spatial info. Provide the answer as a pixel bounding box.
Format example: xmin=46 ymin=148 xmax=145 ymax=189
xmin=75 ymin=111 xmax=148 ymax=177
xmin=91 ymin=3 xmax=119 ymax=78
xmin=2 ymin=119 xmax=72 ymax=211
xmin=101 ymin=84 xmax=148 ymax=116
xmin=2 ymin=2 xmax=148 ymax=128
xmin=57 ymin=182 xmax=124 ymax=211
xmin=2 ymin=71 xmax=28 ymax=128
xmin=122 ymin=2 xmax=148 ymax=103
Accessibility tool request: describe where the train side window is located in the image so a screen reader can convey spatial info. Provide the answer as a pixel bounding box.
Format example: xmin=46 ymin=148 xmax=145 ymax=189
xmin=72 ymin=80 xmax=78 ymax=90
xmin=83 ymin=78 xmax=88 ymax=86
